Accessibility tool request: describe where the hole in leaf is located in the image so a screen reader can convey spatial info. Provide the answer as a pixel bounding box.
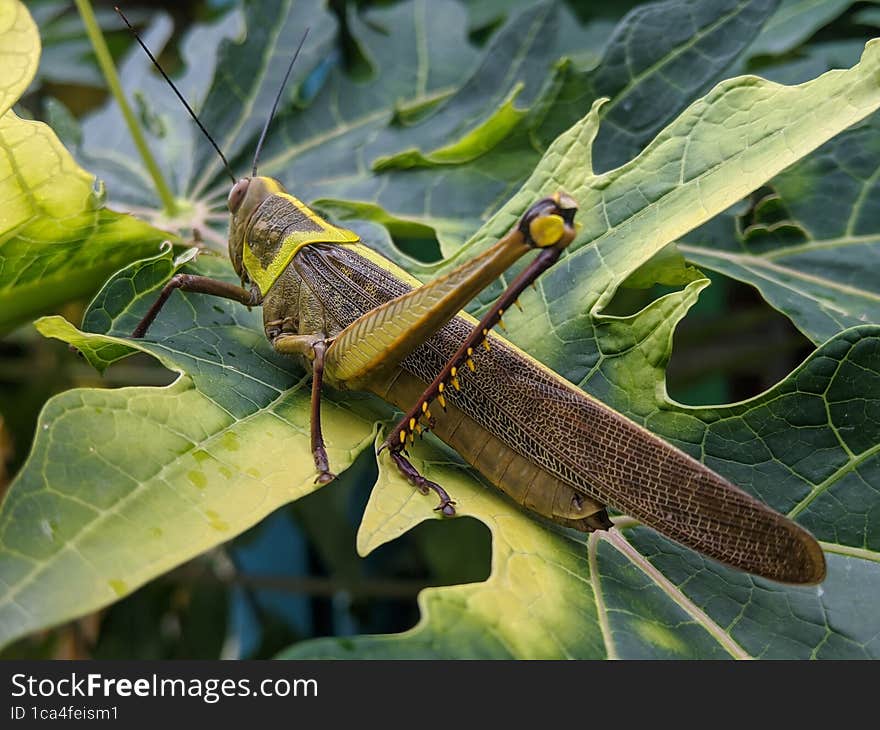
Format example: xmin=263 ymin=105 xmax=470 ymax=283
xmin=284 ymin=446 xmax=492 ymax=643
xmin=666 ymin=269 xmax=813 ymax=405
xmin=601 ymin=282 xmax=684 ymax=317
xmin=329 ymin=1 xmax=379 ymax=81
xmin=389 ymin=232 xmax=443 ymax=264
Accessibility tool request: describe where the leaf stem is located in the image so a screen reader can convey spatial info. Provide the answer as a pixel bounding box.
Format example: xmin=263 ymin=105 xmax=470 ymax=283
xmin=75 ymin=0 xmax=179 ymax=217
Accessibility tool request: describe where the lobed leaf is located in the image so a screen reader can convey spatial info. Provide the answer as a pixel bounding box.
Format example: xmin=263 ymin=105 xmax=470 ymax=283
xmin=444 ymin=40 xmax=880 ymax=388
xmin=294 ymin=0 xmax=779 ymax=254
xmin=681 ymin=114 xmax=880 ymax=344
xmin=540 ymin=0 xmax=782 ymax=174
xmin=0 ymin=252 xmax=377 ymax=647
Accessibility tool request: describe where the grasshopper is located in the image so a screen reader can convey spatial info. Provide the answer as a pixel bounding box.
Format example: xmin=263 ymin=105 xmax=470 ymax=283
xmin=121 ymin=14 xmax=825 ymax=585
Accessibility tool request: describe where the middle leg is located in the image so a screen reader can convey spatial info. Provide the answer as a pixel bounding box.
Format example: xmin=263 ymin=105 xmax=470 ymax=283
xmin=274 ymin=334 xmax=335 ymax=484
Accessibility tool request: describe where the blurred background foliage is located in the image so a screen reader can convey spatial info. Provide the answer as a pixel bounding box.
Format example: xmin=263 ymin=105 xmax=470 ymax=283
xmin=2 ymin=0 xmax=878 ymax=658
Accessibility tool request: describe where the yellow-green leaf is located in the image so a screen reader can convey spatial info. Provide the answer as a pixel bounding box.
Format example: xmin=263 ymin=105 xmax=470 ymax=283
xmin=0 ymin=0 xmax=38 ymax=116
xmin=0 ymin=0 xmax=171 ymax=334
xmin=451 ymin=39 xmax=880 ymax=380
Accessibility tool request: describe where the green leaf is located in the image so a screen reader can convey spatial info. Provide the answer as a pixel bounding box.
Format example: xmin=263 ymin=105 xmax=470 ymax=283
xmin=0 ymin=251 xmax=377 ymax=647
xmin=365 ymin=2 xmax=565 ymax=172
xmin=0 ymin=0 xmax=171 ymax=334
xmin=681 ymin=114 xmax=880 ymax=344
xmin=745 ymin=0 xmax=859 ymax=58
xmin=540 ymin=0 xmax=782 ymax=174
xmin=439 ymin=40 xmax=880 ymax=387
xmin=300 ymin=0 xmax=779 ymax=253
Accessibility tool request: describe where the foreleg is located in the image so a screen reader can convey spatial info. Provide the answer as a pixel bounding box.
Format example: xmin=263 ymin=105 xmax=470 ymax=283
xmin=369 ymin=194 xmax=579 ymax=515
xmin=132 ymin=274 xmax=260 ymax=338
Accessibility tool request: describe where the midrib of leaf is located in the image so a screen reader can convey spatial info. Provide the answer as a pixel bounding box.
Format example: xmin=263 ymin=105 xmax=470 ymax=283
xmin=414 ymin=0 xmax=428 ymax=98
xmin=605 ymin=530 xmax=753 ymax=659
xmin=823 ymin=377 xmax=855 ymax=460
xmin=820 ymin=542 xmax=880 ymax=563
xmin=588 ymin=532 xmax=618 ymax=659
xmin=598 ymin=0 xmax=753 ymax=121
xmin=218 ymin=107 xmax=390 ymax=201
xmin=787 ymin=440 xmax=880 ymax=518
xmin=694 ymin=234 xmax=880 ymax=261
xmin=679 ymin=243 xmax=880 ymax=303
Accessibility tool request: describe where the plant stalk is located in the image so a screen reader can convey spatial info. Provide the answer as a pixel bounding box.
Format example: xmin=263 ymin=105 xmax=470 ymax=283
xmin=75 ymin=0 xmax=179 ymax=217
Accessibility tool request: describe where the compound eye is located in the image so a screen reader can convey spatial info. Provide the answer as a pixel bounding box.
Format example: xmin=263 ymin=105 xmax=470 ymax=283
xmin=528 ymin=214 xmax=566 ymax=247
xmin=227 ymin=178 xmax=250 ymax=213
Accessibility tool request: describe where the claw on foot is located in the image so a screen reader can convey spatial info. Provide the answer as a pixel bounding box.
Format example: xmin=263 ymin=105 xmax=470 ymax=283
xmin=389 ymin=450 xmax=457 ymax=518
xmin=315 ymin=471 xmax=336 ymax=485
xmin=434 ymin=499 xmax=457 ymax=517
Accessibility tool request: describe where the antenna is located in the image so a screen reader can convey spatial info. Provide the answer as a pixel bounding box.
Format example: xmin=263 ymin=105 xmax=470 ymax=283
xmin=252 ymin=28 xmax=309 ymax=177
xmin=115 ymin=6 xmax=236 ymax=184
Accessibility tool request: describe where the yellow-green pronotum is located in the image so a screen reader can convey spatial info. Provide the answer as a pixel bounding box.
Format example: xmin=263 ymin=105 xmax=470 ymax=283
xmin=123 ymin=15 xmax=825 ymax=585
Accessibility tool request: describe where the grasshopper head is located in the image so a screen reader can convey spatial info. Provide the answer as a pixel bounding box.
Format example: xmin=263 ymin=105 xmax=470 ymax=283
xmin=227 ymin=176 xmax=286 ymax=280
xmin=519 ymin=191 xmax=579 ymax=249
